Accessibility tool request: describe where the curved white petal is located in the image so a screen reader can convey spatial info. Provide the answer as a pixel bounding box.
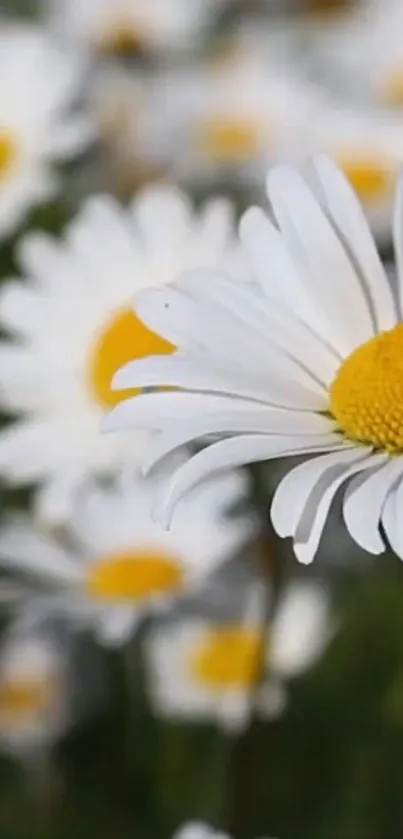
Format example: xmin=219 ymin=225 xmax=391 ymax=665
xmin=267 ymin=166 xmax=374 ymax=356
xmin=271 ymin=446 xmax=369 ymax=538
xmin=342 ymin=458 xmax=403 ymax=554
xmin=312 ymin=155 xmax=397 ymax=332
xmin=394 ymin=171 xmax=403 ymax=318
xmin=133 ymin=287 xmax=327 ymax=409
xmin=143 ymin=412 xmax=337 ymax=475
xmin=382 ymin=485 xmax=403 ymax=560
xmin=156 ymin=433 xmax=347 ymax=528
xmin=294 ymin=453 xmax=385 ymax=564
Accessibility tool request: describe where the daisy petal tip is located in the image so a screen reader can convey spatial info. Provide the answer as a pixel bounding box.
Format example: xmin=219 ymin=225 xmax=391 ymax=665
xmin=294 ymin=542 xmax=315 ymax=566
xmin=239 ymin=205 xmax=263 ymax=235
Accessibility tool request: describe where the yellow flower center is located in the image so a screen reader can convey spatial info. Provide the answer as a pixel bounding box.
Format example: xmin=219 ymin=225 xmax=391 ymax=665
xmin=383 ymin=70 xmax=403 ymax=107
xmin=330 ymin=324 xmax=403 ymax=451
xmin=338 ymin=156 xmax=393 ymax=205
xmin=198 ymin=119 xmax=262 ymax=165
xmin=0 ymin=679 xmax=54 ymax=722
xmin=88 ymin=307 xmax=174 ymax=409
xmin=86 ymin=550 xmax=184 ymax=602
xmin=302 ymin=0 xmax=350 ymax=17
xmin=190 ymin=627 xmax=265 ymax=690
xmin=97 ymin=22 xmax=146 ymax=55
xmin=0 ymin=131 xmax=17 ymax=181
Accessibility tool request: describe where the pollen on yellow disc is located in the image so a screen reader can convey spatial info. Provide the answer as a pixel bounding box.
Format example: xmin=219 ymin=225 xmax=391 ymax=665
xmin=88 ymin=307 xmax=174 ymax=409
xmin=0 ymin=679 xmax=54 ymax=721
xmin=86 ymin=551 xmax=184 ymax=602
xmin=330 ymin=324 xmax=403 ymax=451
xmin=198 ymin=118 xmax=262 ymax=165
xmin=0 ymin=131 xmax=18 ymax=181
xmin=338 ymin=156 xmax=393 ymax=204
xmin=190 ymin=627 xmax=265 ymax=690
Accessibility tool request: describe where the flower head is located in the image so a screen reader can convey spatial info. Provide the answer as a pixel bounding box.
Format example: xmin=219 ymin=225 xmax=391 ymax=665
xmin=0 ymin=23 xmax=92 ymax=238
xmin=46 ymin=0 xmax=226 ymax=58
xmin=0 ymin=469 xmax=256 ymax=646
xmin=0 ymin=186 xmax=240 ymax=522
xmin=107 ymin=156 xmax=403 ymax=564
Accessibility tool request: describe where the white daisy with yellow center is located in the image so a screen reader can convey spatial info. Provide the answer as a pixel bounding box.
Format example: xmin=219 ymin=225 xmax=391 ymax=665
xmin=311 ymin=0 xmax=403 ymax=107
xmin=0 ymin=622 xmax=66 ymax=756
xmin=107 ymin=156 xmax=403 ymax=564
xmin=46 ymin=0 xmax=226 ymax=57
xmin=0 ymin=23 xmax=92 ymax=239
xmin=153 ymin=33 xmax=320 ymax=187
xmin=146 ymin=582 xmax=329 ymax=730
xmin=0 ymin=470 xmax=256 ymax=646
xmin=0 ymin=187 xmax=241 ymax=522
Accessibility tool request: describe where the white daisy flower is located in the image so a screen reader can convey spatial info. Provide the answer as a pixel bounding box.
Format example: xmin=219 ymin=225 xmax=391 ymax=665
xmin=0 ymin=23 xmax=92 ymax=239
xmin=0 ymin=619 xmax=67 ymax=758
xmin=311 ymin=0 xmax=403 ymax=107
xmin=0 ymin=469 xmax=256 ymax=647
xmin=146 ymin=582 xmax=329 ymax=731
xmin=143 ymin=32 xmax=320 ymax=187
xmin=45 ymin=0 xmax=227 ymax=58
xmin=107 ymin=156 xmax=403 ymax=564
xmin=0 ymin=187 xmax=242 ymax=522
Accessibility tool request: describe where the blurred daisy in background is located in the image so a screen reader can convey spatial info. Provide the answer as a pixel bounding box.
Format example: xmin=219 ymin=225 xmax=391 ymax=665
xmin=153 ymin=31 xmax=320 ymax=188
xmin=146 ymin=581 xmax=330 ymax=731
xmin=0 ymin=187 xmax=243 ymax=522
xmin=44 ymin=0 xmax=229 ymax=59
xmin=0 ymin=23 xmax=92 ymax=239
xmin=108 ymin=157 xmax=403 ymax=564
xmin=0 ymin=468 xmax=256 ymax=646
xmin=310 ymin=0 xmax=403 ymax=107
xmin=0 ymin=619 xmax=67 ymax=759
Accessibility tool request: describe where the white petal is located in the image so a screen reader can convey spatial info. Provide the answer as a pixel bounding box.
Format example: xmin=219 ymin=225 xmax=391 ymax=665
xmin=271 ymin=446 xmax=368 ymax=538
xmin=342 ymin=458 xmax=403 ymax=554
xmin=174 ymin=269 xmax=340 ymax=387
xmin=394 ymin=172 xmax=403 ymax=318
xmin=240 ymin=207 xmax=328 ymax=340
xmin=267 ymin=166 xmax=374 ymax=355
xmin=157 ymin=433 xmax=346 ymax=528
xmin=95 ymin=609 xmax=140 ymax=647
xmin=142 ymin=412 xmax=337 ymax=476
xmin=312 ymin=155 xmax=397 ymax=332
xmin=382 ymin=485 xmax=403 ymax=559
xmin=294 ymin=453 xmax=385 ymax=564
xmin=134 ymin=287 xmax=327 ymax=409
xmin=271 ymin=582 xmax=330 ymax=677
xmin=0 ymin=519 xmax=81 ymax=584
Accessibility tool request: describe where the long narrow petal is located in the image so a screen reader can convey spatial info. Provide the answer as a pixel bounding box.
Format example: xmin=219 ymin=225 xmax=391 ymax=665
xmin=271 ymin=446 xmax=372 ymax=538
xmin=267 ymin=166 xmax=374 ymax=356
xmin=312 ymin=155 xmax=397 ymax=332
xmin=143 ymin=412 xmax=337 ymax=475
xmin=294 ymin=454 xmax=385 ymax=564
xmin=156 ymin=434 xmax=347 ymax=528
xmin=393 ymin=171 xmax=403 ymax=318
xmin=342 ymin=458 xmax=403 ymax=554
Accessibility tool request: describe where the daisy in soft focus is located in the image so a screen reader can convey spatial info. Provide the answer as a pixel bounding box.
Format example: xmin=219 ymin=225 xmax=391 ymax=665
xmin=0 ymin=469 xmax=256 ymax=646
xmin=108 ymin=156 xmax=403 ymax=564
xmin=0 ymin=619 xmax=67 ymax=758
xmin=45 ymin=0 xmax=227 ymax=58
xmin=146 ymin=582 xmax=329 ymax=731
xmin=154 ymin=32 xmax=319 ymax=187
xmin=0 ymin=23 xmax=92 ymax=239
xmin=0 ymin=186 xmax=241 ymax=522
xmin=311 ymin=0 xmax=403 ymax=107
